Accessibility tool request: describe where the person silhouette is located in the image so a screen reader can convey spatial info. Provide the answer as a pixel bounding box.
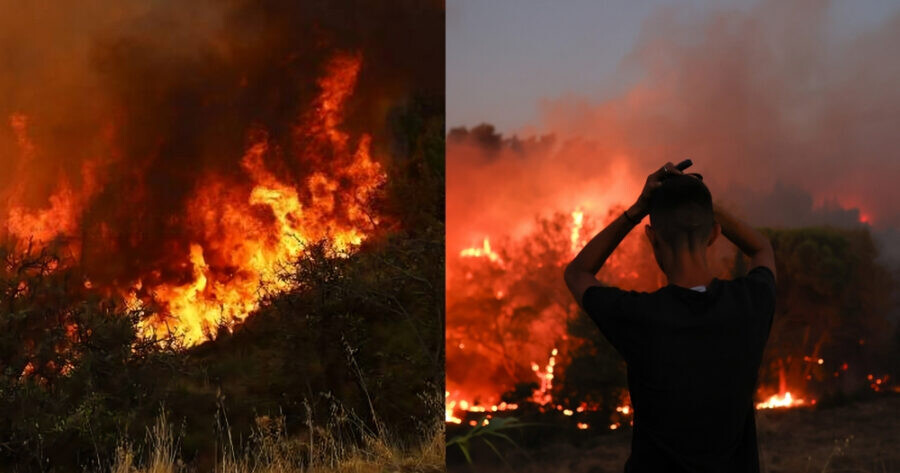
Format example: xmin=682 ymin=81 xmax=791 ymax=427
xmin=564 ymin=162 xmax=776 ymax=472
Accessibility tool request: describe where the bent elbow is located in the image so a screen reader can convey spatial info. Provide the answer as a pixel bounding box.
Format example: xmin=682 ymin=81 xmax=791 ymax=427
xmin=563 ymin=261 xmax=578 ymax=287
xmin=563 ymin=261 xmax=592 ymax=294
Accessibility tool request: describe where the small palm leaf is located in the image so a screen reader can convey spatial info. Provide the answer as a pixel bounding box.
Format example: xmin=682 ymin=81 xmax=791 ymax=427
xmin=447 ymin=416 xmax=534 ymax=466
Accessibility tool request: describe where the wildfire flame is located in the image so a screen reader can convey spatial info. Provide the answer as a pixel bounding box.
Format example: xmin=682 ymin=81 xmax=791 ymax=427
xmin=570 ymin=210 xmax=584 ymax=252
xmin=5 ymin=114 xmax=80 ymax=245
xmin=448 ymin=206 xmax=826 ymax=429
xmin=756 ymin=392 xmax=810 ymax=410
xmin=460 ymin=237 xmax=502 ymax=264
xmin=4 ymin=53 xmax=385 ymax=345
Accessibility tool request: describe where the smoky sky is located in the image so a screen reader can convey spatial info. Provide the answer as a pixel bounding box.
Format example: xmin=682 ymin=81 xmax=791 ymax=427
xmin=448 ymin=0 xmax=899 ymax=264
xmin=0 ymin=0 xmax=443 ymax=287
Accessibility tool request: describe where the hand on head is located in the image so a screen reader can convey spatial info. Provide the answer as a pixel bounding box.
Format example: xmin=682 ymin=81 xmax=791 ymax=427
xmin=632 ymin=162 xmax=686 ymax=218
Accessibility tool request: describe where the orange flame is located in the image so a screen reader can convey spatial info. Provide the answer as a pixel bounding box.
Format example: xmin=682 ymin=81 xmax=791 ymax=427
xmin=5 ymin=52 xmax=385 ymax=346
xmin=755 ymin=392 xmax=810 ymax=410
xmin=570 ymin=210 xmax=584 ymax=252
xmin=5 ymin=114 xmax=80 ymax=245
xmin=140 ymin=53 xmax=384 ymax=344
xmin=447 ymin=204 xmax=820 ymax=426
xmin=460 ymin=237 xmax=502 ymax=264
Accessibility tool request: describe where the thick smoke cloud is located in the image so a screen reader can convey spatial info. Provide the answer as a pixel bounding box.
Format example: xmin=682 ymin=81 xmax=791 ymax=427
xmin=449 ymin=0 xmax=899 ymax=260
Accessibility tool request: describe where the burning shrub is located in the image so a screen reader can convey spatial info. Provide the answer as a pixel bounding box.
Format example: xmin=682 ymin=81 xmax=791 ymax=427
xmin=0 ymin=228 xmax=442 ymax=470
xmin=758 ymin=226 xmax=895 ymax=404
xmin=446 ymin=204 xmax=898 ymax=431
xmin=0 ymin=239 xmax=187 ymax=470
xmin=0 ymin=95 xmax=444 ymax=473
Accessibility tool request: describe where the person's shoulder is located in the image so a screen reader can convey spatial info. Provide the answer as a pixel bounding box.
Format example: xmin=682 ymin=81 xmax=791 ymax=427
xmin=582 ymin=284 xmax=653 ymax=314
xmin=727 ymin=266 xmax=777 ymax=314
xmin=723 ymin=266 xmax=774 ymax=286
xmin=744 ymin=265 xmax=776 ymax=288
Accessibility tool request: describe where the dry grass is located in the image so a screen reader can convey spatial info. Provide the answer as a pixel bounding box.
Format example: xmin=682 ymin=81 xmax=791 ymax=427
xmin=106 ymin=408 xmax=444 ymax=473
xmin=106 ymin=341 xmax=445 ymax=473
xmin=111 ymin=411 xmax=180 ymax=473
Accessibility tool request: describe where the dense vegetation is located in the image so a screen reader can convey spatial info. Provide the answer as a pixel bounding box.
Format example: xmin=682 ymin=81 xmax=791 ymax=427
xmin=0 ymin=96 xmax=444 ymax=472
xmin=447 ymin=213 xmax=898 ymax=464
xmin=561 ymin=225 xmax=896 ymax=413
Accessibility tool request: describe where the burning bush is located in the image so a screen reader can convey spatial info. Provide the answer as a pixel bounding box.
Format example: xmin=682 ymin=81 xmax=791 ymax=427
xmin=0 ymin=86 xmax=444 ymax=470
xmin=446 ymin=204 xmax=898 ymax=431
xmin=0 ymin=238 xmax=187 ymax=469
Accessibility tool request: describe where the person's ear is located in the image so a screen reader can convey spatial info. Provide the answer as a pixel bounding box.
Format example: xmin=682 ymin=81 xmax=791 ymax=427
xmin=645 ymin=224 xmax=657 ymax=248
xmin=707 ymin=222 xmax=721 ymax=247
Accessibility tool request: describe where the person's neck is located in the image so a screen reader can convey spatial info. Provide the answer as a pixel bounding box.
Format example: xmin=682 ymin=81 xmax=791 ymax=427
xmin=664 ymin=251 xmax=715 ymax=289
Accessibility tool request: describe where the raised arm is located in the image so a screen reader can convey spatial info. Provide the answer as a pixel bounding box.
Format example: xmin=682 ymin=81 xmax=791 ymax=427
xmin=713 ymin=203 xmax=777 ymax=280
xmin=564 ymin=162 xmax=682 ymax=307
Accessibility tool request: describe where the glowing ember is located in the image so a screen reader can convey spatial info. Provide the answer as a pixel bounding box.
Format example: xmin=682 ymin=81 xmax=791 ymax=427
xmin=446 ymin=347 xmax=596 ymax=425
xmin=445 ymin=390 xmax=519 ymax=424
xmin=531 ymin=347 xmax=558 ymax=406
xmin=868 ymin=374 xmax=891 ymax=392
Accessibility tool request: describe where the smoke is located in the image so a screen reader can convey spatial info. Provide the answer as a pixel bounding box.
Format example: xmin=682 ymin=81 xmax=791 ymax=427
xmin=447 ymin=126 xmax=645 ymax=256
xmin=449 ymin=0 xmax=899 ymax=255
xmin=1 ymin=0 xmax=443 ymax=338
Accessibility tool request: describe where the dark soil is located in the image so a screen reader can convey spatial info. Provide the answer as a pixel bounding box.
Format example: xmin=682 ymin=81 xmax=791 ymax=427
xmin=448 ymin=395 xmax=900 ymax=473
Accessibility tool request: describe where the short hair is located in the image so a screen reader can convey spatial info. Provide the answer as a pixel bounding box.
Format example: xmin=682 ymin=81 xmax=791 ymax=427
xmin=648 ymin=175 xmax=714 ymax=251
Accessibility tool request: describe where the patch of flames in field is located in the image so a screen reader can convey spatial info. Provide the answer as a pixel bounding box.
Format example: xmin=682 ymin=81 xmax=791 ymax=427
xmin=446 ymin=346 xmax=635 ymax=430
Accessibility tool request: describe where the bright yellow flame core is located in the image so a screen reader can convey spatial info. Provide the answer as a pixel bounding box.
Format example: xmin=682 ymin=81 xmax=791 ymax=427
xmin=1 ymin=53 xmax=383 ymax=347
xmin=138 ymin=53 xmax=384 ymax=345
xmin=756 ymin=392 xmax=809 ymax=409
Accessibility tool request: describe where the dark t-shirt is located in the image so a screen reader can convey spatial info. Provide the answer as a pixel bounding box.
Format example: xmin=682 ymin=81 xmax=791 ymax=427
xmin=582 ymin=266 xmax=776 ymax=473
